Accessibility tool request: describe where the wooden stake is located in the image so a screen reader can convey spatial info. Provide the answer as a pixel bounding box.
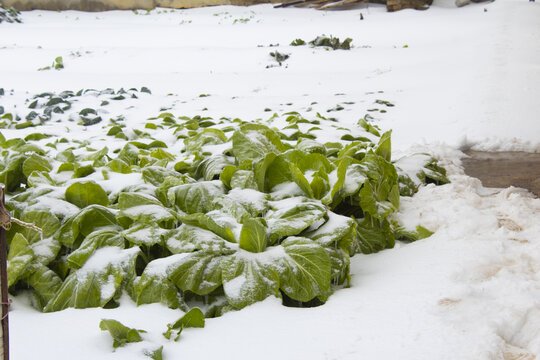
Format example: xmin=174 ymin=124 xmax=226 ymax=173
xmin=0 ymin=187 xmax=9 ymax=360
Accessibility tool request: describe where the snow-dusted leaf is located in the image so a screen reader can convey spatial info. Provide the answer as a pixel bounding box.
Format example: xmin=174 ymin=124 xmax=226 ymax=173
xmin=168 ymin=180 xmax=225 ymax=214
xmin=168 ymin=250 xmax=228 ymax=296
xmin=24 ymin=264 xmax=63 ymax=309
xmin=133 ymin=254 xmax=189 ymax=308
xmin=222 ymin=251 xmax=280 ymax=309
xmin=123 ymin=223 xmax=169 ymax=247
xmin=166 ymin=224 xmax=233 ymax=254
xmin=117 ymin=204 xmax=178 ymax=229
xmin=230 ymin=169 xmax=258 ymax=190
xmin=232 ymin=123 xmax=289 ymax=163
xmin=265 ymin=197 xmax=327 ymax=244
xmin=304 ymin=210 xmax=356 ymax=247
xmin=358 ymin=154 xmax=400 ymax=219
xmin=273 ymin=237 xmax=331 ymax=302
xmin=44 ymin=247 xmax=140 ymax=312
xmin=22 ymin=153 xmax=52 ymax=178
xmin=56 ymin=205 xmax=117 ymax=247
xmin=117 ymin=192 xmax=162 ymax=209
xmin=180 ymin=213 xmax=236 ymax=243
xmin=66 ymin=226 xmax=124 ymax=269
xmin=195 ymin=154 xmax=234 ymax=181
xmin=184 ymin=128 xmax=227 ymax=153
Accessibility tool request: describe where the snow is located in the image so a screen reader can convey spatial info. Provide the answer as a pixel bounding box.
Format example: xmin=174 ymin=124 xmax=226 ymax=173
xmin=143 ymin=254 xmax=191 ymax=277
xmin=30 ymin=237 xmax=57 ymax=259
xmin=25 ymin=196 xmax=80 ymax=218
xmin=78 ymin=246 xmax=139 ymax=275
xmin=3 ymin=1 xmax=540 ymax=359
xmin=393 ymin=152 xmax=432 ymax=186
xmin=227 ymin=188 xmax=268 ymax=213
xmin=121 ymin=204 xmax=174 ymax=220
xmin=223 ymin=274 xmax=248 ymax=301
xmin=269 ymin=181 xmax=305 ymax=199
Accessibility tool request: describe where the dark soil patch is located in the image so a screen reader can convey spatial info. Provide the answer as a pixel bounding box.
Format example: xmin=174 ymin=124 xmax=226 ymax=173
xmin=462 ymin=151 xmax=540 ymax=197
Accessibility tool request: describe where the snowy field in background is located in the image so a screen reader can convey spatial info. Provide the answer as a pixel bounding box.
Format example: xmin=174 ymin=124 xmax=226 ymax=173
xmin=1 ymin=0 xmax=540 ymax=359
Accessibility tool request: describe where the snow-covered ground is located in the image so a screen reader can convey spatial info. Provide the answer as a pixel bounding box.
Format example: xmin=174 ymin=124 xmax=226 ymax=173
xmin=1 ymin=0 xmax=540 ymax=359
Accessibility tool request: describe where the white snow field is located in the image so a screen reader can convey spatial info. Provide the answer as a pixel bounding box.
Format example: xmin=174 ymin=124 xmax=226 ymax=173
xmin=1 ymin=0 xmax=540 ymax=359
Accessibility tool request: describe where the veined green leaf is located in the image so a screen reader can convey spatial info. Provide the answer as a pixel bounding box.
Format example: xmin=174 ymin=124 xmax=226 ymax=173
xmin=273 ymin=237 xmax=331 ymax=302
xmin=184 ymin=128 xmax=227 ymax=153
xmin=19 ymin=209 xmax=61 ymax=243
xmin=144 ymin=346 xmax=163 ymax=360
xmin=168 ymin=181 xmax=225 ymax=214
xmin=358 ymin=154 xmax=399 ymax=219
xmin=141 ymin=166 xmax=184 ymax=186
xmin=66 ymin=226 xmax=124 ymax=269
xmin=219 ymin=164 xmax=237 ymax=189
xmin=168 ymin=250 xmax=226 ymax=295
xmin=83 ymin=146 xmax=109 ymax=164
xmin=195 ymin=154 xmax=234 ymax=181
xmin=358 ymin=118 xmax=381 ymax=137
xmin=281 ymin=150 xmax=334 ymax=174
xmin=7 ymin=233 xmax=34 ymax=287
xmin=73 ymin=164 xmax=95 ymax=178
xmin=22 ymin=153 xmax=52 ymax=178
xmin=99 ymin=319 xmax=146 ymax=348
xmin=394 ymin=153 xmax=450 ymax=196
xmin=222 ymin=251 xmax=280 ymax=309
xmin=27 ymin=170 xmax=56 ymax=187
xmin=123 ymin=223 xmax=169 ymax=247
xmin=230 ymin=169 xmax=257 ymax=190
xmin=56 ymin=205 xmax=117 ymax=247
xmin=296 ymin=138 xmax=326 ymax=155
xmin=24 ymin=264 xmax=63 ymax=310
xmin=375 ymin=130 xmax=392 ymax=162
xmin=239 ymin=218 xmax=268 ymax=253
xmin=396 ymin=225 xmax=434 ymax=242
xmin=180 ymin=213 xmax=236 ymax=243
xmin=321 ymin=156 xmax=352 ymax=207
xmin=133 ymin=254 xmax=189 ymax=308
xmin=166 ymin=224 xmax=234 ymax=254
xmin=163 ymin=307 xmax=205 ymax=341
xmin=253 ymin=152 xmax=277 ymax=192
xmin=65 ymin=181 xmax=109 ymax=208
xmin=325 ymin=247 xmax=351 ymax=285
xmin=56 ymin=148 xmax=76 ymax=163
xmin=310 ymin=171 xmax=329 ymax=200
xmin=150 ymin=148 xmax=175 ymax=161
xmin=356 ymin=216 xmax=395 ymax=254
xmin=304 ymin=210 xmax=356 ymax=247
xmin=232 ymin=123 xmax=290 ymax=163
xmin=117 ymin=143 xmax=140 ymax=166
xmin=208 ymin=195 xmax=252 ymax=223
xmin=106 ymin=159 xmax=132 ymax=174
xmin=0 ymin=154 xmax=26 ymax=192
xmin=265 ymin=197 xmax=326 ymax=244
xmin=44 ymin=247 xmax=140 ymax=312
xmin=264 ymin=154 xmax=315 ymax=198
xmin=117 ymin=192 xmax=161 ymax=209
xmin=117 ymin=204 xmax=178 ymax=229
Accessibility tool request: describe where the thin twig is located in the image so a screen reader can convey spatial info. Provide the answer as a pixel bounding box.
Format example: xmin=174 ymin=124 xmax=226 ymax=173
xmin=9 ymin=218 xmax=43 ymax=233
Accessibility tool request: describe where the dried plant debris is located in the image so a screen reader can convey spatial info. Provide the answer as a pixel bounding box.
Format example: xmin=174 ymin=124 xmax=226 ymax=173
xmin=0 ymin=3 xmax=21 ymax=23
xmin=270 ymin=51 xmax=290 ymax=64
xmin=310 ymin=35 xmax=353 ymax=50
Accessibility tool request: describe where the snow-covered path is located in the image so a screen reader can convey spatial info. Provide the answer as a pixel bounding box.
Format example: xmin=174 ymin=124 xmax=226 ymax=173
xmin=1 ymin=0 xmax=540 ymax=359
